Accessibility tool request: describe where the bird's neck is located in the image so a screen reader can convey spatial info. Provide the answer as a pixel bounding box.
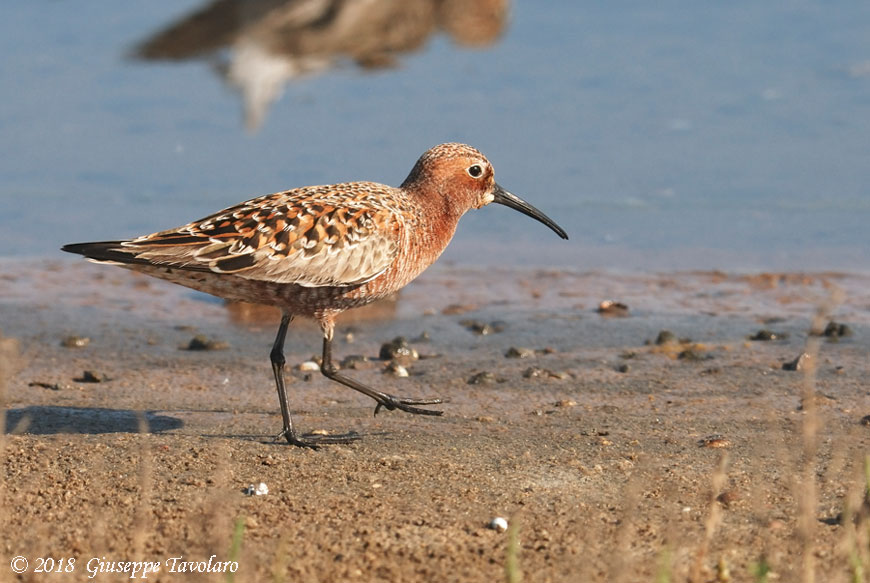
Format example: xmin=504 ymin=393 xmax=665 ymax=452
xmin=416 ymin=184 xmax=465 ymax=242
xmin=394 ymin=182 xmax=464 ymax=280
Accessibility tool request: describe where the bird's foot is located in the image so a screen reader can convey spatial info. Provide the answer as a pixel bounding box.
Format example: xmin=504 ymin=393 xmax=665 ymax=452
xmin=373 ymin=395 xmax=445 ymax=416
xmin=275 ymin=427 xmax=361 ymax=449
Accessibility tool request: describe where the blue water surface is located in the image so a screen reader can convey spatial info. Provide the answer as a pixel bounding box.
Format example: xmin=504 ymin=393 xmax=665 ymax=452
xmin=1 ymin=1 xmax=868 ymax=272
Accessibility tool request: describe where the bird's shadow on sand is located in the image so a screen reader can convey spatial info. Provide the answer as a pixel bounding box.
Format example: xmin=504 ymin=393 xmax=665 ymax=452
xmin=3 ymin=406 xmax=183 ymax=435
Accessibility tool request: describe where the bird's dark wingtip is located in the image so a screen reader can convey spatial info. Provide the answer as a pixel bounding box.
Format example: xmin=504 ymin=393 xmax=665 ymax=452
xmin=61 ymin=241 xmax=132 ymax=262
xmin=61 ymin=242 xmax=89 ymax=255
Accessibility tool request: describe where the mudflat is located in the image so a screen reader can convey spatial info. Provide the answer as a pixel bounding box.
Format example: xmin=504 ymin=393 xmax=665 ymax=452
xmin=2 ymin=261 xmax=869 ymax=582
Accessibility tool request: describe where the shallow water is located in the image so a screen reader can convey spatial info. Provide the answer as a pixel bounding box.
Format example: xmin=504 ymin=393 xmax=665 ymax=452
xmin=2 ymin=1 xmax=869 ymax=272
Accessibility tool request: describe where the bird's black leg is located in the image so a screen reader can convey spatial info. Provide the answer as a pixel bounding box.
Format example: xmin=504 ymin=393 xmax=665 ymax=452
xmin=270 ymin=313 xmax=305 ymax=446
xmin=271 ymin=313 xmax=358 ymax=448
xmin=319 ymin=325 xmax=444 ymax=417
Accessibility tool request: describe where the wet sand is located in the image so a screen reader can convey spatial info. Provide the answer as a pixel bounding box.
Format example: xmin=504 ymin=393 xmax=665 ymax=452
xmin=2 ymin=260 xmax=870 ymax=582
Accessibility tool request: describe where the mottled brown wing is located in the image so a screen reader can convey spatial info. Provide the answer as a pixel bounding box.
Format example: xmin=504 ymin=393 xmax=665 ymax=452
xmin=119 ymin=187 xmax=402 ymax=288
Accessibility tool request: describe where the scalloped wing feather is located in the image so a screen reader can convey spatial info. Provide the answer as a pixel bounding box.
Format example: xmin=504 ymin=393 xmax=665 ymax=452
xmin=120 ymin=184 xmax=403 ymax=288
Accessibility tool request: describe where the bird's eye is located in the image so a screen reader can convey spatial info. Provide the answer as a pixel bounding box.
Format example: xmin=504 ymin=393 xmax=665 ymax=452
xmin=467 ymin=164 xmax=483 ymax=178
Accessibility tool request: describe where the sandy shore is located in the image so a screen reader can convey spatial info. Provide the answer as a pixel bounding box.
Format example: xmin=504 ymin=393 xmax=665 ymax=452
xmin=2 ymin=260 xmax=870 ymax=582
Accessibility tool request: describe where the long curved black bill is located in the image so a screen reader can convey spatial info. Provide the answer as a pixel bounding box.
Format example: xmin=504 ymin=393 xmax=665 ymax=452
xmin=492 ymin=184 xmax=568 ymax=240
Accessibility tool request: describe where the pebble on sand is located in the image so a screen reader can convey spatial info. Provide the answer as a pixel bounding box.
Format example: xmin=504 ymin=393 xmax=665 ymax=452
xmin=468 ymin=371 xmax=498 ymax=385
xmin=698 ymin=435 xmax=731 ymax=448
xmin=597 ymin=300 xmax=629 ymax=317
xmin=505 ymin=346 xmax=535 ymax=359
xmin=340 ymin=355 xmax=375 ymax=370
xmin=654 ymin=330 xmax=677 ymax=345
xmin=243 ymin=483 xmax=269 ymax=496
xmin=76 ymin=370 xmax=111 ymax=383
xmin=821 ymin=321 xmax=853 ymax=340
xmin=749 ymin=329 xmax=786 ymax=341
xmin=782 ymin=352 xmax=812 ymax=371
xmin=61 ymin=335 xmax=91 ymax=348
xmin=379 ymin=336 xmax=419 ymax=364
xmin=459 ymin=320 xmax=506 ymax=335
xmin=384 ymin=362 xmax=409 ymax=377
xmin=184 ymin=334 xmax=229 ymax=351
